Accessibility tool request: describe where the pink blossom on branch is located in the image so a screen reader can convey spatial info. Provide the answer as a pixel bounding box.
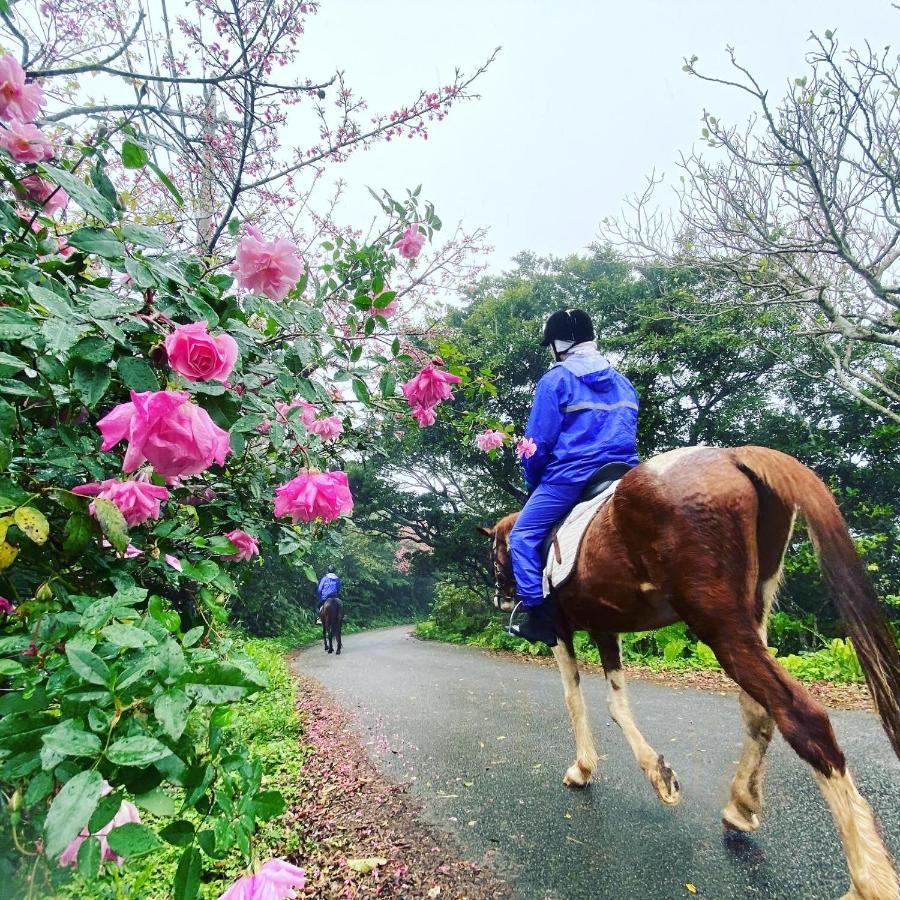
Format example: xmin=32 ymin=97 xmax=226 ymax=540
xmin=217 ymin=859 xmax=305 ymax=900
xmin=221 ymin=529 xmax=260 ymax=562
xmin=308 ymin=415 xmax=343 ymax=440
xmin=164 ymin=321 xmax=239 ymax=383
xmin=232 ymin=227 xmax=303 ymax=300
xmin=392 ymin=224 xmax=425 ymax=260
xmin=401 ymin=364 xmax=461 ymax=411
xmin=0 ymin=54 xmax=44 ymax=123
xmin=274 ymin=470 xmax=353 ymax=524
xmin=16 ymin=174 xmax=68 ymax=215
xmin=59 ymin=781 xmax=140 ymax=868
xmin=97 ymin=390 xmax=231 ymax=477
xmin=0 ymin=120 xmax=54 ymax=163
xmin=516 ymin=437 xmax=537 ymax=459
xmin=410 ymin=404 xmax=437 ymax=427
xmin=72 ymin=478 xmax=169 ymax=528
xmin=475 ymin=429 xmax=505 ymax=452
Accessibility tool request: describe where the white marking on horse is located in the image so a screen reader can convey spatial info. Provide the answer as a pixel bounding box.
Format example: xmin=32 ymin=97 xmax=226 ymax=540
xmin=639 ymin=582 xmax=657 ymax=592
xmin=552 ymin=642 xmax=599 ymax=787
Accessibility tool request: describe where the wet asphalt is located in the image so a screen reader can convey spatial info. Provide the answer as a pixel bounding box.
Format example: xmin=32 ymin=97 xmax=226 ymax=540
xmin=293 ymin=626 xmax=900 ymax=900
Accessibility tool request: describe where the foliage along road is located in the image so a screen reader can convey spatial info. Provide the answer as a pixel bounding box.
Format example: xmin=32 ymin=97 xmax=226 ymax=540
xmin=293 ymin=626 xmax=900 ymax=899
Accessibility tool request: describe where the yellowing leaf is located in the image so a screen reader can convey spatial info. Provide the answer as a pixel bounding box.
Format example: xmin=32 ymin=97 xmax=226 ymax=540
xmin=347 ymin=857 xmax=387 ymax=874
xmin=0 ymin=514 xmax=12 ymax=543
xmin=0 ymin=541 xmax=18 ymax=570
xmin=14 ymin=506 xmax=49 ymax=544
xmin=686 ymin=884 xmax=698 ymax=894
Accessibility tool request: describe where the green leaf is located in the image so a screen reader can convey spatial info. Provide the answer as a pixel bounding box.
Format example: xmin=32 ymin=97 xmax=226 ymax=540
xmin=44 ymin=769 xmax=103 ymax=859
xmin=72 ymin=362 xmax=112 ymax=408
xmin=66 ymin=646 xmax=110 ymax=687
xmin=148 ymin=161 xmax=184 ymax=208
xmin=106 ymin=735 xmax=172 ymax=767
xmin=117 ymin=357 xmax=159 ymax=391
xmin=77 ymin=836 xmax=102 ymax=880
xmin=134 ymin=787 xmax=176 ymax=817
xmin=102 ymin=623 xmax=158 ymax=649
xmin=0 ymin=307 xmax=36 ymax=341
xmin=42 ymin=720 xmax=102 ymax=757
xmin=88 ymin=791 xmax=124 ymax=833
xmin=251 ymin=789 xmax=286 ymax=821
xmin=0 ymin=658 xmax=24 ymax=676
xmin=43 ymin=166 xmax=115 ymax=223
xmin=160 ymin=819 xmax=195 ymax=848
xmin=120 ymin=140 xmax=149 ymax=170
xmin=119 ymin=222 xmax=167 ymax=248
xmin=149 ymin=595 xmax=180 ymax=633
xmin=71 ymin=336 xmax=113 ymax=364
xmin=41 ymin=318 xmax=81 ymax=354
xmin=0 ymin=351 xmax=25 ymax=372
xmin=124 ymin=258 xmax=157 ymax=288
xmin=63 ymin=513 xmax=92 ymax=556
xmin=180 ymin=559 xmax=220 ymax=583
xmin=379 ymin=371 xmax=396 ymax=399
xmin=67 ymin=227 xmax=125 ymax=260
xmin=24 ymin=771 xmax=54 ymax=807
xmin=106 ymin=822 xmax=162 ymax=857
xmin=182 ymin=626 xmax=204 ymax=647
xmin=93 ymin=497 xmax=129 ymax=553
xmin=352 ymin=377 xmax=371 ymax=405
xmin=154 ymin=689 xmax=190 ymax=741
xmin=173 ymin=846 xmax=201 ymax=900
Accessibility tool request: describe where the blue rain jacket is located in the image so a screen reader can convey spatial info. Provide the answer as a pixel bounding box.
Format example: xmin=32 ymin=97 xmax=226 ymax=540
xmin=317 ymin=573 xmax=341 ymax=605
xmin=522 ymin=347 xmax=639 ymax=490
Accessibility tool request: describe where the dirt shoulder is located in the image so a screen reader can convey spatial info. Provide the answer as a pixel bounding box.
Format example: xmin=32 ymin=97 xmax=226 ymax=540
xmin=284 ymin=658 xmax=510 ymax=899
xmin=443 ymin=642 xmax=875 ymax=712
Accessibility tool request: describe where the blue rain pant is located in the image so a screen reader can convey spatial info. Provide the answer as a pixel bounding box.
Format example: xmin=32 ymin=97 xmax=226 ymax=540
xmin=509 ymin=480 xmax=586 ymax=607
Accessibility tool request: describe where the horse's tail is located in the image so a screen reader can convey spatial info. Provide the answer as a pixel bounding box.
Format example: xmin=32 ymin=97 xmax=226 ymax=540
xmin=732 ymin=446 xmax=900 ymax=759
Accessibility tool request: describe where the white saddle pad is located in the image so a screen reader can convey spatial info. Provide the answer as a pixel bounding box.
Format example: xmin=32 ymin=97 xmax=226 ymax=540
xmin=543 ymin=480 xmax=620 ymax=594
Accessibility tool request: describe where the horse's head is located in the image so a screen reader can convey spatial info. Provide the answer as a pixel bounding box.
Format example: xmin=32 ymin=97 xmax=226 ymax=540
xmin=477 ymin=513 xmax=519 ymax=612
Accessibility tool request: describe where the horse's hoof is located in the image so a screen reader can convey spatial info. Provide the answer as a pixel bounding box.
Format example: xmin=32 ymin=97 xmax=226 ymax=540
xmin=722 ymin=801 xmax=760 ymax=833
xmin=336 ymin=650 xmax=341 ymax=655
xmin=651 ymin=755 xmax=681 ymax=805
xmin=563 ymin=762 xmax=591 ymax=788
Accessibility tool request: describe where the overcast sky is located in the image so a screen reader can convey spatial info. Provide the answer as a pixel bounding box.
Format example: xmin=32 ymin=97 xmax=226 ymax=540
xmin=292 ymin=0 xmax=895 ymax=273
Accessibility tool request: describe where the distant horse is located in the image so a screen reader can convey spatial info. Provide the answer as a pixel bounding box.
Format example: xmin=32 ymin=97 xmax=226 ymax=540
xmin=479 ymin=446 xmax=900 ymax=900
xmin=320 ymin=596 xmax=343 ymax=655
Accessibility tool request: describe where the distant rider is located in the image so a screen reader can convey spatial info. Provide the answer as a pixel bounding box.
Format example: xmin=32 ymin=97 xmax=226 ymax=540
xmin=316 ymin=571 xmax=341 ymax=621
xmin=506 ymin=309 xmax=639 ymax=647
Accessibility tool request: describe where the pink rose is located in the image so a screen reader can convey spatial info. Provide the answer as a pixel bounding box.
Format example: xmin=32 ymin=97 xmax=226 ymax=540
xmin=516 ymin=437 xmax=537 ymax=459
xmin=410 ymin=404 xmax=436 ymax=427
xmin=59 ymin=781 xmax=140 ymax=869
xmin=57 ymin=235 xmax=74 ymax=257
xmin=164 ymin=554 xmax=183 ymax=572
xmin=0 ymin=597 xmax=14 ymax=614
xmin=275 ymin=398 xmax=317 ymax=429
xmin=97 ymin=390 xmax=231 ymax=477
xmin=392 ymin=224 xmax=425 ymax=260
xmin=274 ymin=470 xmax=353 ymax=524
xmin=164 ymin=321 xmax=239 ymax=383
xmin=402 ymin=364 xmax=461 ymax=412
xmin=475 ymin=429 xmax=505 ymax=452
xmin=17 ymin=174 xmax=68 ymax=215
xmin=0 ymin=54 xmax=45 ymax=123
xmin=221 ymin=529 xmax=260 ymax=562
xmin=232 ymin=228 xmax=303 ymax=301
xmin=257 ymin=419 xmax=271 ymax=435
xmin=72 ymin=478 xmax=169 ymax=528
xmin=218 ymin=858 xmax=305 ymax=900
xmin=0 ymin=120 xmax=53 ymax=163
xmin=308 ymin=415 xmax=343 ymax=440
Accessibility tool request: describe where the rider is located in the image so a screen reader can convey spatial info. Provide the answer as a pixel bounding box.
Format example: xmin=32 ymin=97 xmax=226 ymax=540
xmin=316 ymin=570 xmax=341 ymax=621
xmin=506 ymin=308 xmax=639 ymax=647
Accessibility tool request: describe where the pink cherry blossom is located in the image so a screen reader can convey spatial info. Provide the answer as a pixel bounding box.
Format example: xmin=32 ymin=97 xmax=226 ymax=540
xmin=274 ymin=470 xmax=353 ymax=524
xmin=516 ymin=437 xmax=537 ymax=459
xmin=17 ymin=174 xmax=68 ymax=215
xmin=0 ymin=54 xmax=45 ymax=123
xmin=218 ymin=859 xmax=305 ymax=900
xmin=221 ymin=529 xmax=260 ymax=562
xmin=410 ymin=404 xmax=436 ymax=427
xmin=392 ymin=224 xmax=425 ymax=260
xmin=59 ymin=781 xmax=140 ymax=868
xmin=402 ymin=364 xmax=461 ymax=411
xmin=97 ymin=390 xmax=231 ymax=477
xmin=308 ymin=415 xmax=343 ymax=440
xmin=475 ymin=429 xmax=505 ymax=452
xmin=0 ymin=120 xmax=53 ymax=163
xmin=164 ymin=321 xmax=239 ymax=383
xmin=0 ymin=597 xmax=15 ymax=614
xmin=164 ymin=554 xmax=183 ymax=572
xmin=72 ymin=478 xmax=169 ymax=528
xmin=232 ymin=229 xmax=303 ymax=300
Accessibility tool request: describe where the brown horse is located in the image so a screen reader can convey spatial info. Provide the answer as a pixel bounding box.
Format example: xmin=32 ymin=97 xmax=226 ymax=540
xmin=479 ymin=445 xmax=900 ymax=900
xmin=320 ymin=596 xmax=343 ymax=655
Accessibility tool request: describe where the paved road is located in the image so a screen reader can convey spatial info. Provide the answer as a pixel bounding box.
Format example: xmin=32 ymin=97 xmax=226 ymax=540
xmin=294 ymin=626 xmax=900 ymax=900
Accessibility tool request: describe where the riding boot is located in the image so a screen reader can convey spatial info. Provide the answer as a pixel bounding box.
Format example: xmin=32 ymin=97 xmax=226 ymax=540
xmin=505 ymin=596 xmax=558 ymax=647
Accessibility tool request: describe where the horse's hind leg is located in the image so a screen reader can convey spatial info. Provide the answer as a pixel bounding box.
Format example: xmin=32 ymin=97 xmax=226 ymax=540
xmin=335 ymin=619 xmax=342 ymax=655
xmin=594 ymin=632 xmax=681 ymax=805
xmin=722 ymin=690 xmax=774 ymax=832
xmin=707 ymin=625 xmax=898 ymax=900
xmin=551 ymin=634 xmax=599 ymax=787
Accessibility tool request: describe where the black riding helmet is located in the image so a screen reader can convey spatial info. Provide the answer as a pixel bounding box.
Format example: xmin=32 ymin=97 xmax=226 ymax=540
xmin=541 ymin=308 xmax=595 ymax=347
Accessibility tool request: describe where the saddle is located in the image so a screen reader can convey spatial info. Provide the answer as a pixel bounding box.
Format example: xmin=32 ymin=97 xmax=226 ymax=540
xmin=541 ymin=461 xmax=634 ymax=591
